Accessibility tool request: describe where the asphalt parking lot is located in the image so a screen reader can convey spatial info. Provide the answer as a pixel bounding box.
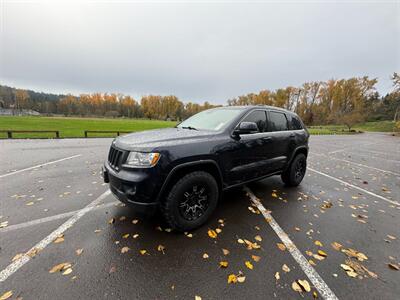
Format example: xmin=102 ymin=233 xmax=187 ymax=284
xmin=0 ymin=133 xmax=399 ymax=300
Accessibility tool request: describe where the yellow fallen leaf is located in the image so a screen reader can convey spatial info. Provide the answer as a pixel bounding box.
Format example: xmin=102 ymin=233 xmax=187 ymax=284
xmin=157 ymin=245 xmax=165 ymax=254
xmin=292 ymin=281 xmax=302 ymax=292
xmin=26 ymin=201 xmax=34 ymax=206
xmin=317 ymin=250 xmax=327 ymax=257
xmin=245 ymin=261 xmax=253 ymax=270
xmin=275 ymin=271 xmax=280 ymax=280
xmin=75 ymin=248 xmax=83 ymax=256
xmin=121 ymin=247 xmax=130 ymax=253
xmin=227 ymin=274 xmax=237 ymax=283
xmin=108 ymin=218 xmax=115 ymax=224
xmin=282 ymin=264 xmax=290 ymax=273
xmin=219 ymin=261 xmax=228 ymax=268
xmin=133 ymin=234 xmax=139 ymax=239
xmin=195 ymin=296 xmax=202 ymax=300
xmin=215 ymin=228 xmax=222 ymax=234
xmin=0 ymin=291 xmax=13 ymax=300
xmin=49 ymin=262 xmax=71 ymax=273
xmin=122 ymin=233 xmax=130 ymax=239
xmin=387 ymin=235 xmax=396 ymax=240
xmin=298 ymin=279 xmax=311 ymax=292
xmin=347 ymin=270 xmax=358 ymax=278
xmin=132 ymin=219 xmax=139 ymax=224
xmin=340 ymin=264 xmax=353 ymax=272
xmin=185 ymin=233 xmax=193 ymax=238
xmin=237 ymin=239 xmax=244 ymax=244
xmin=314 ymin=240 xmax=323 ymax=247
xmin=356 ymin=252 xmax=368 ymax=261
xmin=251 ymin=255 xmax=261 ymax=262
xmin=202 ymin=253 xmax=209 ymax=259
xmin=277 ymin=243 xmax=286 ymax=251
xmin=208 ymin=229 xmax=217 ymax=239
xmin=271 ymin=192 xmax=278 ymax=198
xmin=255 ymin=235 xmax=262 ymax=242
xmin=222 ymin=248 xmax=230 ymax=255
xmin=53 ymin=235 xmax=64 ymax=244
xmin=237 ymin=275 xmax=246 ymax=283
xmin=139 ymin=249 xmax=147 ymax=255
xmin=62 ymin=268 xmax=73 ymax=275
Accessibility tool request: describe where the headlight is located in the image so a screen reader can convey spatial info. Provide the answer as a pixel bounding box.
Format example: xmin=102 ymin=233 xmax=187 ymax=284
xmin=123 ymin=152 xmax=161 ymax=168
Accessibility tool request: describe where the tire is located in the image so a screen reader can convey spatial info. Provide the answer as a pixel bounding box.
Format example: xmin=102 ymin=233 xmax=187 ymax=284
xmin=161 ymin=171 xmax=219 ymax=232
xmin=281 ymin=153 xmax=307 ymax=187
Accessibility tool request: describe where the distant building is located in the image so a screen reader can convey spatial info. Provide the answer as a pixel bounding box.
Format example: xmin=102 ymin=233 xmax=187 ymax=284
xmin=0 ymin=108 xmax=40 ymax=116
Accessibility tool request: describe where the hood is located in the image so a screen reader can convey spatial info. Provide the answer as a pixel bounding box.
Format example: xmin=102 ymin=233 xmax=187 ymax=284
xmin=114 ymin=127 xmax=217 ymax=151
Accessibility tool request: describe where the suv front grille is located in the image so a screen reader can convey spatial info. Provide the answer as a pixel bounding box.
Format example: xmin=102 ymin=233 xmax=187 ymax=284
xmin=108 ymin=146 xmax=124 ymax=170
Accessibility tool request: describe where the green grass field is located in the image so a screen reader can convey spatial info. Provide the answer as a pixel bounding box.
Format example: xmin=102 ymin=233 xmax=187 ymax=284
xmin=308 ymin=120 xmax=396 ymax=135
xmin=0 ymin=116 xmax=176 ymax=138
xmin=0 ymin=116 xmax=396 ymax=138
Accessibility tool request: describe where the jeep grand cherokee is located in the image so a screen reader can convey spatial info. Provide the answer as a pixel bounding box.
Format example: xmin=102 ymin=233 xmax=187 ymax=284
xmin=103 ymin=106 xmax=309 ymax=231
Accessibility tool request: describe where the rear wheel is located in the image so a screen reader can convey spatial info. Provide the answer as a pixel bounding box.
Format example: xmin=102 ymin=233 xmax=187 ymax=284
xmin=161 ymin=171 xmax=219 ymax=231
xmin=281 ymin=153 xmax=307 ymax=187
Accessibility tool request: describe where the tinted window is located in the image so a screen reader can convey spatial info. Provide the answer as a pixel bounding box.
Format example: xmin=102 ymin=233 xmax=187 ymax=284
xmin=241 ymin=110 xmax=267 ymax=132
xmin=269 ymin=112 xmax=288 ymax=131
xmin=290 ymin=115 xmax=303 ymax=130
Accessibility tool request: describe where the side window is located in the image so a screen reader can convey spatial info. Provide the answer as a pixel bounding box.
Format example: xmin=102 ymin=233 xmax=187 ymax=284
xmin=290 ymin=115 xmax=303 ymax=130
xmin=268 ymin=111 xmax=289 ymax=131
xmin=241 ymin=110 xmax=267 ymax=132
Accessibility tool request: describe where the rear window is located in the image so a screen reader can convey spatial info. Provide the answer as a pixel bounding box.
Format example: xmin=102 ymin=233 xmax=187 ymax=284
xmin=269 ymin=111 xmax=289 ymax=131
xmin=289 ymin=115 xmax=303 ymax=130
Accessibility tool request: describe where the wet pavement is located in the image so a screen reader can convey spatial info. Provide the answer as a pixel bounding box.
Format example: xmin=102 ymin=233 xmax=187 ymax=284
xmin=0 ymin=133 xmax=399 ymax=299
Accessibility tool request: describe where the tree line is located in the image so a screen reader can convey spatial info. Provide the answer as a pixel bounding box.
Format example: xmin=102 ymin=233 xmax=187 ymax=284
xmin=0 ymin=73 xmax=399 ymax=128
xmin=228 ymin=74 xmax=399 ymax=130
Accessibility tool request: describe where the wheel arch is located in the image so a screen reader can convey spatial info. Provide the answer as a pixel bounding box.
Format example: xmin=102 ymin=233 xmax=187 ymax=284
xmin=287 ymin=146 xmax=308 ymax=167
xmin=157 ymin=160 xmax=223 ymax=202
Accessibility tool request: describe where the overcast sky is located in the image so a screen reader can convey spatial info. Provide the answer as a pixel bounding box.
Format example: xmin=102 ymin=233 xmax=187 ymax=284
xmin=0 ymin=0 xmax=399 ymax=104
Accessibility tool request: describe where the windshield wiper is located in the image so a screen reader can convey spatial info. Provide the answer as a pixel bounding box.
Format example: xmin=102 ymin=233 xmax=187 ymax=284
xmin=180 ymin=126 xmax=198 ymax=131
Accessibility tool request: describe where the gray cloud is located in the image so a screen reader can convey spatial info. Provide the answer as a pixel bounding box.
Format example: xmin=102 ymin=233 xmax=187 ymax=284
xmin=1 ymin=1 xmax=399 ymax=103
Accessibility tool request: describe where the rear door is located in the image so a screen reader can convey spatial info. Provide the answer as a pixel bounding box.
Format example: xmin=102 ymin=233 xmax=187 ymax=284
xmin=265 ymin=110 xmax=292 ymax=172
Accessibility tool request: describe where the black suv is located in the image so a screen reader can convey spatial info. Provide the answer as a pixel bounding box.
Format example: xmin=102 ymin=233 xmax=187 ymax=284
xmin=103 ymin=106 xmax=309 ymax=231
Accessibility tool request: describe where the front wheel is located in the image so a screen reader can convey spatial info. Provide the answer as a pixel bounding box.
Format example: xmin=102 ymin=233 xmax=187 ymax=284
xmin=161 ymin=171 xmax=219 ymax=231
xmin=281 ymin=153 xmax=307 ymax=187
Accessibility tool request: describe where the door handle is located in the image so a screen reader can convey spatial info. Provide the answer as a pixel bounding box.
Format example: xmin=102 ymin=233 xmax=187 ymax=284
xmin=262 ymin=137 xmax=272 ymax=142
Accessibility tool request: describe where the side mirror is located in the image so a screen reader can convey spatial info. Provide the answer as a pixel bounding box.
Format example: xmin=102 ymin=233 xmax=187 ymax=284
xmin=234 ymin=122 xmax=259 ymax=135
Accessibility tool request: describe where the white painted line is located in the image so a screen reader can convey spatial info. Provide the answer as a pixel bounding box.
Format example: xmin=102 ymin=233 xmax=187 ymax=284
xmin=309 ymin=152 xmax=400 ymax=177
xmin=0 ymin=201 xmax=119 ymax=233
xmin=0 ymin=154 xmax=82 ymax=178
xmin=0 ymin=190 xmax=111 ymax=283
xmin=308 ymin=167 xmax=400 ymax=206
xmin=244 ymin=186 xmax=338 ymax=300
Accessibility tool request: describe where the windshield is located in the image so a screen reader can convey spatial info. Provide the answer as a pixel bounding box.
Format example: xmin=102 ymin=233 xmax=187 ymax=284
xmin=177 ymin=108 xmax=242 ymax=131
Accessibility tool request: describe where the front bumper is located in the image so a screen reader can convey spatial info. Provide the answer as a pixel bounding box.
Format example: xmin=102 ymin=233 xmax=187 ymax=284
xmin=102 ymin=162 xmax=160 ymax=214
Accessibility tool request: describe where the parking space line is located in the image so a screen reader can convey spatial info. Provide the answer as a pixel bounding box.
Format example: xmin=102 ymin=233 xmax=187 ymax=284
xmin=244 ymin=186 xmax=338 ymax=300
xmin=0 ymin=154 xmax=82 ymax=178
xmin=0 ymin=190 xmax=111 ymax=283
xmin=332 ymin=152 xmax=400 ymax=164
xmin=0 ymin=201 xmax=119 ymax=233
xmin=308 ymin=167 xmax=400 ymax=206
xmin=309 ymin=152 xmax=400 ymax=176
